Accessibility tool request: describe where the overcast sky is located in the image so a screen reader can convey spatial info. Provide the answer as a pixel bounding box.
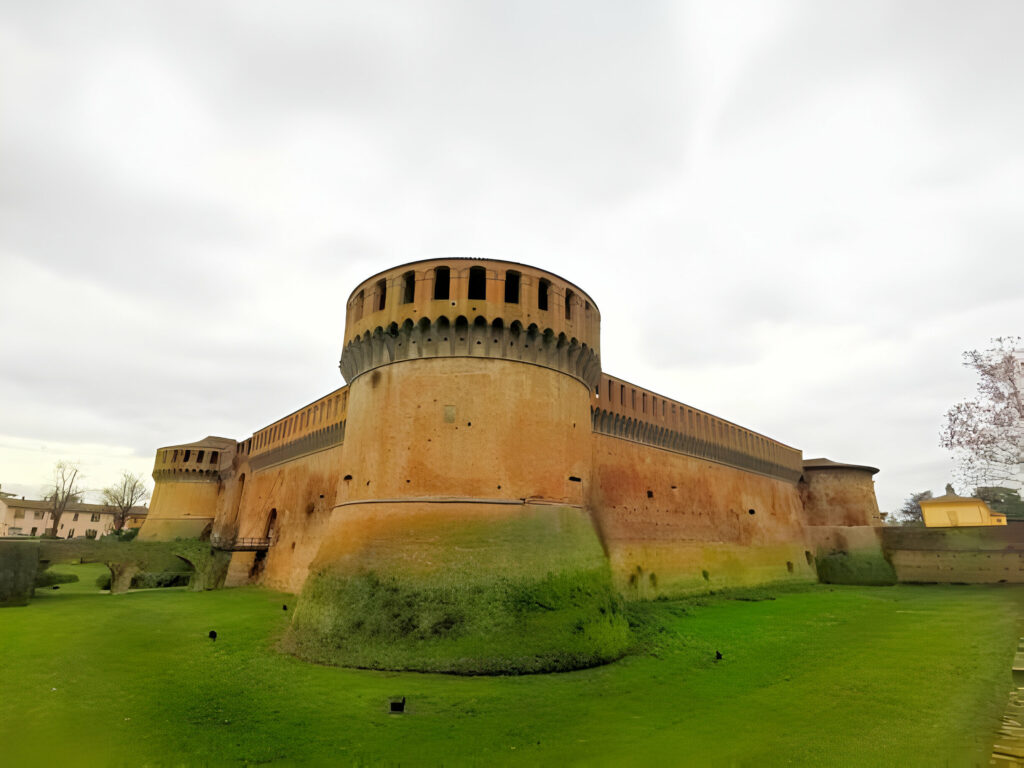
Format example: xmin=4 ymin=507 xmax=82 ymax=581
xmin=1 ymin=1 xmax=1021 ymax=512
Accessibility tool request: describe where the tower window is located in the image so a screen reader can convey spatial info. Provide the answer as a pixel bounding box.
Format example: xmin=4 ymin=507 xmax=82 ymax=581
xmin=401 ymin=271 xmax=415 ymax=304
xmin=468 ymin=266 xmax=487 ymax=300
xmin=434 ymin=267 xmax=450 ymax=300
xmin=565 ymin=289 xmax=574 ymax=320
xmin=504 ymin=270 xmax=521 ymax=303
xmin=376 ymin=279 xmax=387 ymax=311
xmin=538 ymin=279 xmax=550 ymax=311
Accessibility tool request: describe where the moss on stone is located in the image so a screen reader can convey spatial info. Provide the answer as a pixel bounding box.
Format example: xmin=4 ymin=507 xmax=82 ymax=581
xmin=285 ymin=504 xmax=632 ymax=673
xmin=816 ymin=548 xmax=897 ymax=586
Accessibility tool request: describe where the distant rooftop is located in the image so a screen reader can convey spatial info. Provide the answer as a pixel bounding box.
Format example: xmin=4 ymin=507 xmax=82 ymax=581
xmin=802 ymin=458 xmax=879 ymax=475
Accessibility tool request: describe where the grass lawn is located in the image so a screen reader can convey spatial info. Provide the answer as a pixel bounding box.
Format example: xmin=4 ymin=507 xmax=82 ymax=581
xmin=1 ymin=567 xmax=1021 ymax=767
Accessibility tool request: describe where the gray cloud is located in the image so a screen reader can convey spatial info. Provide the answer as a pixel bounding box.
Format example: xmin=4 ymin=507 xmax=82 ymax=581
xmin=1 ymin=1 xmax=1021 ymax=511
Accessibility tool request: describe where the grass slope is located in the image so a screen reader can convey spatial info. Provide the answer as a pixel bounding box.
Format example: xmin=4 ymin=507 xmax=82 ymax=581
xmin=1 ymin=565 xmax=1020 ymax=766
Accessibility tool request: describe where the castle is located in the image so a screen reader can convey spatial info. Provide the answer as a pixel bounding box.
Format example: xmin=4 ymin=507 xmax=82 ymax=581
xmin=138 ymin=259 xmax=886 ymax=671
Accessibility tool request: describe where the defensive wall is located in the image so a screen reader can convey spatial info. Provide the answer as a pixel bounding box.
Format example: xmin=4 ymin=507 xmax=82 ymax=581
xmin=882 ymin=524 xmax=1024 ymax=584
xmin=139 ymin=258 xmax=888 ymax=671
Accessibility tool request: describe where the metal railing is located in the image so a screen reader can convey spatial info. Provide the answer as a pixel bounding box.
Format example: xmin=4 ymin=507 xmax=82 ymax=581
xmin=210 ymin=534 xmax=273 ymax=551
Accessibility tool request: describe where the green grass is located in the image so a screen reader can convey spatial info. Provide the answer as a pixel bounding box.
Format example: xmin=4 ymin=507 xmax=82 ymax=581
xmin=289 ymin=505 xmax=631 ymax=673
xmin=287 ymin=567 xmax=631 ymax=674
xmin=1 ymin=565 xmax=1021 ymax=766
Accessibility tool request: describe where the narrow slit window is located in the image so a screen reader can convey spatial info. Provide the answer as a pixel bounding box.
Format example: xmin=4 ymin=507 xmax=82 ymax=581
xmin=565 ymin=289 xmax=574 ymax=320
xmin=401 ymin=271 xmax=415 ymax=304
xmin=538 ymin=279 xmax=550 ymax=311
xmin=376 ymin=279 xmax=387 ymax=311
xmin=504 ymin=270 xmax=521 ymax=303
xmin=434 ymin=267 xmax=450 ymax=300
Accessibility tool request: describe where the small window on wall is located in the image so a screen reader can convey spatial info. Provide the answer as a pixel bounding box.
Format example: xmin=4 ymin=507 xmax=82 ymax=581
xmin=401 ymin=271 xmax=416 ymax=304
xmin=468 ymin=266 xmax=487 ymax=300
xmin=504 ymin=270 xmax=521 ymax=303
xmin=434 ymin=267 xmax=450 ymax=300
xmin=91 ymin=513 xmax=101 ymax=522
xmin=85 ymin=529 xmax=97 ymax=539
xmin=538 ymin=279 xmax=550 ymax=311
xmin=565 ymin=289 xmax=574 ymax=320
xmin=196 ymin=450 xmax=205 ymax=463
xmin=376 ymin=279 xmax=387 ymax=311
xmin=209 ymin=451 xmax=219 ymax=464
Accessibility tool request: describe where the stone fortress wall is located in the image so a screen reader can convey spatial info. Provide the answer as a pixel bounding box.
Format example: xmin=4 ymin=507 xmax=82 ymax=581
xmin=140 ymin=259 xmax=886 ymax=602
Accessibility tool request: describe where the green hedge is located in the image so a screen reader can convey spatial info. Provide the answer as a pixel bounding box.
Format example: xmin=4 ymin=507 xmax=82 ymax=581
xmin=0 ymin=541 xmax=41 ymax=606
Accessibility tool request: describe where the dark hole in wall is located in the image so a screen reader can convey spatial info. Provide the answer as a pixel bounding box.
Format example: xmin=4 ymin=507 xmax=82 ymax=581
xmin=568 ymin=476 xmax=582 ymax=483
xmin=468 ymin=266 xmax=486 ymax=300
xmin=376 ymin=278 xmax=387 ymax=311
xmin=804 ymin=550 xmax=814 ymax=565
xmin=786 ymin=561 xmax=794 ymax=573
xmin=702 ymin=569 xmax=710 ymax=582
xmin=401 ymin=271 xmax=415 ymax=304
xmin=433 ymin=266 xmax=450 ymax=300
xmin=647 ymin=490 xmax=654 ymax=498
xmin=343 ymin=475 xmax=352 ymax=481
xmin=505 ymin=270 xmax=520 ymax=303
xmin=748 ymin=509 xmax=756 ymax=515
xmin=538 ymin=279 xmax=550 ymax=311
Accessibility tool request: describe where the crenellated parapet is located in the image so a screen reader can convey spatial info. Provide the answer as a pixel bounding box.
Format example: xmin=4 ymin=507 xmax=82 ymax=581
xmin=152 ymin=436 xmax=235 ymax=483
xmin=591 ymin=374 xmax=803 ymax=483
xmin=340 ymin=315 xmax=601 ymax=389
xmin=340 ymin=259 xmax=601 ymax=388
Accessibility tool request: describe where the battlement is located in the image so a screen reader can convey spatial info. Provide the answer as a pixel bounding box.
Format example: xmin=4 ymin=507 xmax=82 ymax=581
xmin=591 ymin=374 xmax=803 ymax=483
xmin=340 ymin=260 xmax=601 ymax=387
xmin=153 ymin=436 xmax=235 ymax=481
xmin=246 ymin=386 xmax=348 ymax=471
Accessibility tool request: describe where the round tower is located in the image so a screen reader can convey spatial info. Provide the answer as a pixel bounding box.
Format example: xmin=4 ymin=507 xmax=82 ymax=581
xmin=138 ymin=437 xmax=235 ymax=541
xmin=287 ymin=259 xmax=630 ymax=673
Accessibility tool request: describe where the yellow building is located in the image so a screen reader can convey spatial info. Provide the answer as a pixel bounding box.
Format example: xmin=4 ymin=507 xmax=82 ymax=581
xmin=920 ymin=485 xmax=1007 ymax=527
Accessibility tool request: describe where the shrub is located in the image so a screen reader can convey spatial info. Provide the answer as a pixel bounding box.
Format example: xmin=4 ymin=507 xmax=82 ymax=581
xmin=34 ymin=569 xmax=80 ymax=588
xmin=129 ymin=571 xmax=191 ymax=590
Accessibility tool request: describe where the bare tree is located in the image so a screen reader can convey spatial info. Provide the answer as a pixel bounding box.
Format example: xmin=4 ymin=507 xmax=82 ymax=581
xmin=101 ymin=471 xmax=150 ymax=532
xmin=45 ymin=461 xmax=83 ymax=537
xmin=895 ymin=490 xmax=933 ymax=525
xmin=941 ymin=337 xmax=1024 ymax=490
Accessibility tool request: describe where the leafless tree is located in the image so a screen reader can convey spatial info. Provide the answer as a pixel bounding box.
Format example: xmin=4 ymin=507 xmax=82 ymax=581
xmin=941 ymin=337 xmax=1024 ymax=490
xmin=45 ymin=461 xmax=83 ymax=537
xmin=101 ymin=471 xmax=150 ymax=532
